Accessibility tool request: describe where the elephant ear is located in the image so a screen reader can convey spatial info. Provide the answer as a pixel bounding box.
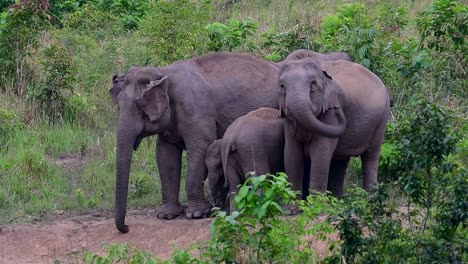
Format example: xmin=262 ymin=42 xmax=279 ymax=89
xmin=321 ymin=70 xmax=340 ymax=113
xmin=109 ymin=74 xmax=125 ymax=104
xmin=135 ymin=75 xmax=169 ymax=122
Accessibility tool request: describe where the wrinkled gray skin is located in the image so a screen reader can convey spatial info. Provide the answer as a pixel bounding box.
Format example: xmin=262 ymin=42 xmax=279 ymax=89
xmin=109 ymin=52 xmax=280 ymax=233
xmin=279 ymin=59 xmax=390 ymax=199
xmin=278 ymin=49 xmax=354 ymax=66
xmin=205 ymin=108 xmax=284 ymax=213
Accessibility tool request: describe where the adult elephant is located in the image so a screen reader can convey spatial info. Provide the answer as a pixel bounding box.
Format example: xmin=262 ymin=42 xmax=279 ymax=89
xmin=278 ymin=49 xmax=353 ymax=66
xmin=279 ymin=58 xmax=390 ymax=198
xmin=109 ymin=52 xmax=280 ymax=233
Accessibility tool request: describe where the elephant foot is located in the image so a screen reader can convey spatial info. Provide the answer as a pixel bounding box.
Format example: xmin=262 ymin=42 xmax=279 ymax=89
xmin=283 ymin=203 xmax=301 ymax=215
xmin=157 ymin=203 xmax=184 ymax=220
xmin=186 ymin=201 xmax=212 ymax=219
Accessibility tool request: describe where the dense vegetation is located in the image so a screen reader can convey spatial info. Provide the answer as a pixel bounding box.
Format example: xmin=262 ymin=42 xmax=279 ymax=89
xmin=0 ymin=0 xmax=466 ymax=262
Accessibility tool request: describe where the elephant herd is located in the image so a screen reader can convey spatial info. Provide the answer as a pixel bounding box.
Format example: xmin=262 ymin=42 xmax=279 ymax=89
xmin=109 ymin=49 xmax=391 ymax=233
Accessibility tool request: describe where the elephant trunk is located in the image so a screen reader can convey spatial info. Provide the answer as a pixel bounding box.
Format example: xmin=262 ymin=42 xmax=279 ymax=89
xmin=287 ymin=94 xmax=346 ymax=137
xmin=115 ymin=116 xmax=141 ymax=233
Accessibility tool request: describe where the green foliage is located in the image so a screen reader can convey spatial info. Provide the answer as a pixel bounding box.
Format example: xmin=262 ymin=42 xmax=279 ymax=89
xmin=388 ymin=38 xmax=432 ymax=79
xmin=205 ymin=19 xmax=258 ymax=52
xmin=48 ymin=0 xmax=151 ymax=30
xmin=379 ymin=100 xmax=459 ymax=183
xmin=416 ymin=0 xmax=467 ymax=98
xmin=396 ymin=101 xmax=458 ymax=174
xmin=262 ymin=22 xmax=317 ymax=61
xmin=95 ymin=0 xmax=152 ymax=30
xmin=205 ymin=173 xmax=298 ymax=263
xmin=327 ymin=179 xmax=468 ymax=263
xmin=0 ymin=0 xmax=14 ymax=12
xmin=62 ymin=3 xmax=120 ymax=35
xmin=48 ymin=0 xmax=88 ymax=26
xmin=28 ymin=42 xmax=76 ymax=123
xmin=346 ymin=100 xmax=466 ymax=263
xmin=139 ymin=0 xmax=211 ymax=64
xmin=318 ymin=3 xmax=376 ymax=68
xmin=376 ymin=4 xmax=408 ymax=37
xmin=417 ymin=0 xmax=467 ymax=52
xmin=84 ymin=243 xmax=158 ymax=264
xmin=327 ymin=185 xmax=404 ymax=263
xmin=0 ymin=6 xmax=48 ymax=94
xmin=197 ymin=173 xmax=339 ymax=263
xmin=0 ymin=108 xmax=23 ymax=143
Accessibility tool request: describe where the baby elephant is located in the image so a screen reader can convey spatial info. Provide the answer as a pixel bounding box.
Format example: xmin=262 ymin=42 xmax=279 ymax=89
xmin=205 ymin=107 xmax=285 ymax=212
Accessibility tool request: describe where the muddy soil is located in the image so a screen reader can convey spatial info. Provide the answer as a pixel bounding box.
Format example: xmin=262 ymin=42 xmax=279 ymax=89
xmin=0 ymin=210 xmax=211 ymax=264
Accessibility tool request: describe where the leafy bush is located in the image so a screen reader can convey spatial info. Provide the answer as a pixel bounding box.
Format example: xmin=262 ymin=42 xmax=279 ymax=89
xmin=262 ymin=22 xmax=317 ymax=61
xmin=0 ymin=108 xmax=22 ymax=143
xmin=327 ymin=177 xmax=467 ymax=263
xmin=28 ymin=42 xmax=76 ymax=122
xmin=204 ymin=173 xmax=298 ymax=263
xmin=344 ymin=99 xmax=466 ymax=263
xmin=379 ymin=100 xmax=459 ymax=182
xmin=376 ymin=4 xmax=408 ymax=37
xmin=417 ymin=0 xmax=467 ymax=53
xmin=205 ymin=19 xmax=258 ymax=52
xmin=61 ymin=3 xmax=120 ymax=35
xmin=389 ymin=38 xmax=432 ymax=79
xmin=139 ymin=0 xmax=211 ymax=64
xmin=0 ymin=0 xmax=14 ymax=12
xmin=0 ymin=5 xmax=48 ymax=95
xmin=416 ymin=0 xmax=467 ymax=98
xmin=84 ymin=243 xmax=158 ymax=264
xmin=95 ymin=0 xmax=152 ymax=30
xmin=317 ymin=3 xmax=376 ymax=68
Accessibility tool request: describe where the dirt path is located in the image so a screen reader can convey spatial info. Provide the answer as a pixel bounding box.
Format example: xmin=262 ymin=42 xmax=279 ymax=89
xmin=0 ymin=210 xmax=212 ymax=264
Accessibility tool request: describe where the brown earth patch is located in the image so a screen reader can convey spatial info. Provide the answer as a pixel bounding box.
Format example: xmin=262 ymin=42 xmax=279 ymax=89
xmin=0 ymin=211 xmax=211 ymax=264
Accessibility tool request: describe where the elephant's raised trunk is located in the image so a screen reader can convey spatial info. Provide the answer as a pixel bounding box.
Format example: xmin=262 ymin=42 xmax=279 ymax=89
xmin=115 ymin=116 xmax=141 ymax=233
xmin=288 ymin=95 xmax=346 ymax=137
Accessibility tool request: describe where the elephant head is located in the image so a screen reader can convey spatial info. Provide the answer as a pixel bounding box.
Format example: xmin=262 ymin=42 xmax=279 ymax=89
xmin=205 ymin=139 xmax=228 ymax=209
xmin=278 ymin=59 xmax=346 ymax=137
xmin=109 ymin=66 xmax=171 ymax=233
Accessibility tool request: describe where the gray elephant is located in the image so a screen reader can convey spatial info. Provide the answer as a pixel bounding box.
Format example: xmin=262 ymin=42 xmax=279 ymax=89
xmin=205 ymin=107 xmax=284 ymax=212
xmin=278 ymin=58 xmax=390 ymax=198
xmin=109 ymin=52 xmax=280 ymax=233
xmin=278 ymin=49 xmax=353 ymax=66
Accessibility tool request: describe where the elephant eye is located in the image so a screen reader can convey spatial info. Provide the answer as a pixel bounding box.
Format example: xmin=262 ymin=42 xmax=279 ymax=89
xmin=279 ymin=84 xmax=286 ymax=94
xmin=310 ymin=80 xmax=317 ymax=91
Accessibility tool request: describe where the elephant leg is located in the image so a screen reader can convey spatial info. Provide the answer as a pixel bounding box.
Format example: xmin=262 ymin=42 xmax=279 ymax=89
xmin=309 ymin=137 xmax=338 ymax=194
xmin=361 ymin=116 xmax=387 ymax=191
xmin=361 ymin=144 xmax=382 ymax=191
xmin=184 ymin=126 xmax=216 ymax=219
xmin=156 ymin=136 xmax=184 ymax=220
xmin=226 ymin=163 xmax=242 ymax=214
xmin=327 ymin=158 xmax=350 ymax=198
xmin=284 ymin=122 xmax=305 ymax=196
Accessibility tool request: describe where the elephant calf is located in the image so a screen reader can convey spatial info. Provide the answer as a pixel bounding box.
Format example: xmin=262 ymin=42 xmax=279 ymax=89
xmin=205 ymin=107 xmax=284 ymax=212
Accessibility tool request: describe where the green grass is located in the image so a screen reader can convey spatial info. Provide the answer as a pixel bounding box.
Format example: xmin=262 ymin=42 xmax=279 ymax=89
xmin=0 ymin=120 xmax=167 ymax=223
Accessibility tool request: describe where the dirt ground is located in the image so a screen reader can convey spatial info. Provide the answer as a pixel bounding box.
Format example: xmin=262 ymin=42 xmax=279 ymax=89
xmin=0 ymin=209 xmax=334 ymax=264
xmin=0 ymin=210 xmax=212 ymax=264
